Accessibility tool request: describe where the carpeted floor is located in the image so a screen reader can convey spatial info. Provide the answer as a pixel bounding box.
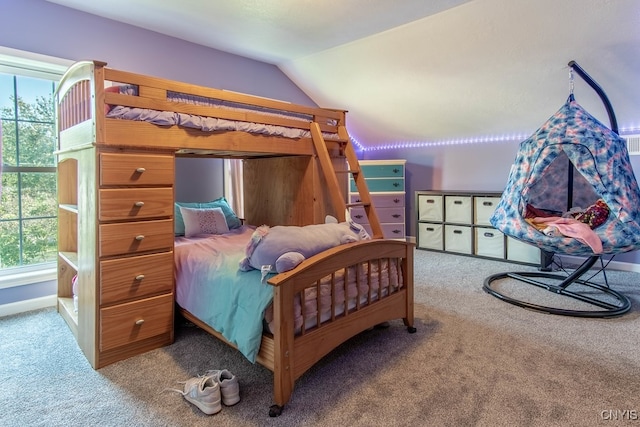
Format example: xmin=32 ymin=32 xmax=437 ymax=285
xmin=2 ymin=249 xmax=640 ymax=426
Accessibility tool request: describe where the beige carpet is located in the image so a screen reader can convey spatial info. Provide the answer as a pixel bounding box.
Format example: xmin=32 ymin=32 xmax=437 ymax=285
xmin=2 ymin=249 xmax=639 ymax=426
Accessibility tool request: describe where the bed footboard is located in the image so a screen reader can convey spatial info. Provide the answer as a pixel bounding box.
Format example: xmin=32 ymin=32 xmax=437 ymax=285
xmin=265 ymin=239 xmax=415 ymax=415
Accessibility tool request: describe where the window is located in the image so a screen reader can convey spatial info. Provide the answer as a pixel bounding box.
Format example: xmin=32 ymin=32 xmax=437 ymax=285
xmin=224 ymin=158 xmax=244 ymax=218
xmin=0 ymin=48 xmax=71 ymax=276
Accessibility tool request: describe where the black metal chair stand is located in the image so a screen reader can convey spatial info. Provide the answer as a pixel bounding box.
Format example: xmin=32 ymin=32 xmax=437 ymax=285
xmin=483 ymin=255 xmax=631 ymax=318
xmin=484 ymin=60 xmax=633 ymax=319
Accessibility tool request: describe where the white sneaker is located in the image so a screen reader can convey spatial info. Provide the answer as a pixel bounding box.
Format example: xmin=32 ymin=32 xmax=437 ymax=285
xmin=203 ymin=369 xmax=240 ymax=406
xmin=167 ymin=376 xmax=222 ymax=415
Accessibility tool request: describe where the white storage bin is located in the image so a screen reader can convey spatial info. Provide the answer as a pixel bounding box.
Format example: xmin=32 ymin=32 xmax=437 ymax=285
xmin=507 ymin=237 xmax=541 ymax=264
xmin=445 ymin=196 xmax=472 ymax=224
xmin=474 ymin=196 xmax=501 ymax=226
xmin=444 ymin=225 xmax=472 ymax=254
xmin=418 ymin=223 xmax=443 ymax=250
xmin=418 ymin=194 xmax=443 ymax=221
xmin=475 ymin=227 xmax=504 ymax=258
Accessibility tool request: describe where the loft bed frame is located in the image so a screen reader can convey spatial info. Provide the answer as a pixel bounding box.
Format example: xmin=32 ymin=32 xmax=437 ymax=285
xmin=55 ymin=60 xmax=415 ymax=416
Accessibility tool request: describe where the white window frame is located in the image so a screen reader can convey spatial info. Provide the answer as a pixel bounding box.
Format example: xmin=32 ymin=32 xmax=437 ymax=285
xmin=0 ymin=47 xmax=73 ymax=289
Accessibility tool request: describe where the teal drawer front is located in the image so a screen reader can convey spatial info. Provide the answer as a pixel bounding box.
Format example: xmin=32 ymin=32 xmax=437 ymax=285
xmin=360 ymin=164 xmax=404 ymax=178
xmin=350 ymin=178 xmax=404 ymax=192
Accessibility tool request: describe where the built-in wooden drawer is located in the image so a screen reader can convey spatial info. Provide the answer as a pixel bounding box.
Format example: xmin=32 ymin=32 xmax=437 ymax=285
xmin=100 ymin=252 xmax=174 ymax=305
xmin=99 ymin=188 xmax=173 ymax=221
xmin=360 ymin=163 xmax=404 ymax=178
xmin=99 ymin=219 xmax=173 ymax=257
xmin=350 ymin=178 xmax=404 ymax=193
xmin=382 ymin=223 xmax=405 ymax=239
xmin=350 ymin=206 xmax=405 ymax=224
xmin=360 ymin=223 xmax=405 ymax=239
xmin=373 ymin=193 xmax=404 ymax=207
xmin=100 ymin=152 xmax=174 ymax=186
xmin=100 ymin=293 xmax=173 ymax=352
xmin=349 ymin=193 xmax=404 ymax=208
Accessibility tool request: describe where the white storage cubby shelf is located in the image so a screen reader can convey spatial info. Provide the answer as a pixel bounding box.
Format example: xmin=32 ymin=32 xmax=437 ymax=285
xmin=416 ymin=190 xmax=546 ymax=267
xmin=349 ymin=160 xmax=406 ymax=240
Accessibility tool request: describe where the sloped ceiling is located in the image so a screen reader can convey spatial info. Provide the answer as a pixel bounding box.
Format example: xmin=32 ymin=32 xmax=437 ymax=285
xmin=46 ymin=0 xmax=640 ymax=146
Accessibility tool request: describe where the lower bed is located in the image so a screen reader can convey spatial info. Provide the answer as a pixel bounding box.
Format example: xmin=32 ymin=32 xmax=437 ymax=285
xmin=174 ymin=226 xmax=415 ymax=415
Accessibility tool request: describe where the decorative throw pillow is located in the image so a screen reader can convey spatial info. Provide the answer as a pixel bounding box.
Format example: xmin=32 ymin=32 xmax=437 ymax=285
xmin=575 ymin=199 xmax=610 ymax=229
xmin=174 ymin=197 xmax=241 ymax=235
xmin=179 ymin=206 xmax=229 ymax=237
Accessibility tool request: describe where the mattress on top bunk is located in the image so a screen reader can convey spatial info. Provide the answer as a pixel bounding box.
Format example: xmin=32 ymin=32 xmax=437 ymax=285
xmin=105 ymin=84 xmax=340 ymax=140
xmin=174 ymin=225 xmax=404 ymax=363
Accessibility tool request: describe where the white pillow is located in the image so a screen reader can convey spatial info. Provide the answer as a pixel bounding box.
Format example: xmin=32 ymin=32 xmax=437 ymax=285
xmin=179 ymin=206 xmax=230 ymax=237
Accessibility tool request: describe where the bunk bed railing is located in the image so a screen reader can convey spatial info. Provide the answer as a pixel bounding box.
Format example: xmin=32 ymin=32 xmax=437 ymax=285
xmin=102 ymin=66 xmax=346 ymax=135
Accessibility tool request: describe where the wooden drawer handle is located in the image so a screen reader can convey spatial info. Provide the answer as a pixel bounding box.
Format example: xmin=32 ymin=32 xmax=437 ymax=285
xmin=393 ymin=198 xmax=401 ymax=203
xmin=135 ymin=235 xmax=145 ymax=241
xmin=354 ymin=214 xmax=363 ymax=219
xmin=135 ymin=319 xmax=145 ymax=326
xmin=135 ymin=274 xmax=145 ymax=281
xmin=136 ymin=167 xmax=146 ymax=173
xmin=134 ymin=201 xmax=145 ymax=207
xmin=392 ymin=214 xmax=401 ymax=218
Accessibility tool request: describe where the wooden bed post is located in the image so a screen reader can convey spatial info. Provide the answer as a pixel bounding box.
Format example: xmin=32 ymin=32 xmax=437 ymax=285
xmin=270 ymin=283 xmax=296 ymax=416
xmin=403 ymin=243 xmax=415 ymax=329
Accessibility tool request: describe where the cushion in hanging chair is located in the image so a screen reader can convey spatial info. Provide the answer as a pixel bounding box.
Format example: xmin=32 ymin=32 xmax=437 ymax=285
xmin=490 ymin=98 xmax=640 ymax=256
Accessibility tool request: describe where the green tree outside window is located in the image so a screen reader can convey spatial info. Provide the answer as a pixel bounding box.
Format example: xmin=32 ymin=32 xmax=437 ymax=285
xmin=0 ymin=73 xmax=57 ymax=269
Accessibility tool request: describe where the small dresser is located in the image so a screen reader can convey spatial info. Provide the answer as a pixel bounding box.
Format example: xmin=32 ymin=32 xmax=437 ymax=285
xmin=416 ymin=190 xmax=545 ymax=266
xmin=97 ymin=151 xmax=174 ymax=362
xmin=57 ymin=148 xmax=175 ymax=369
xmin=349 ymin=160 xmax=406 ymax=240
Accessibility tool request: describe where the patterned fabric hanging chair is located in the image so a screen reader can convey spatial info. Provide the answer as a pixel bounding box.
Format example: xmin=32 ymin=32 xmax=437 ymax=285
xmin=490 ymin=98 xmax=640 ymax=256
xmin=483 ymin=61 xmax=638 ymax=318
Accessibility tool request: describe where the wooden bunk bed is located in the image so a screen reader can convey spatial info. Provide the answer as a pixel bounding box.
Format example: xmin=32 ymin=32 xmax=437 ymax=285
xmin=55 ymin=60 xmax=415 ymax=416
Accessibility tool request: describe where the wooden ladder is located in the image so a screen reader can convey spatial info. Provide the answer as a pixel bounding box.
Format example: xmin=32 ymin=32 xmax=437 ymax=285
xmin=310 ymin=122 xmax=384 ymax=239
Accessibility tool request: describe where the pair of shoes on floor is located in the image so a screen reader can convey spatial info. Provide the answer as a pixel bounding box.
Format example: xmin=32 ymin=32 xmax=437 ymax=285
xmin=166 ymin=369 xmax=240 ymax=415
xmin=202 ymin=369 xmax=241 ymax=407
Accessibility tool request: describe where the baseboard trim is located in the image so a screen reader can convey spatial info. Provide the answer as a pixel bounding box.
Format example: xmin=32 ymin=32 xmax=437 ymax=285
xmin=0 ymin=295 xmax=56 ymax=318
xmin=555 ymin=254 xmax=640 ymax=273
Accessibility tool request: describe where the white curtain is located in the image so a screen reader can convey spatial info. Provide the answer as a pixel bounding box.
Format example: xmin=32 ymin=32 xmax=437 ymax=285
xmin=223 ymin=158 xmax=244 ymax=219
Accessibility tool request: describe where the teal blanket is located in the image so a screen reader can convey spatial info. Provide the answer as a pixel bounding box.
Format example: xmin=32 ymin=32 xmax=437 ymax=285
xmin=174 ymin=227 xmax=274 ymax=363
